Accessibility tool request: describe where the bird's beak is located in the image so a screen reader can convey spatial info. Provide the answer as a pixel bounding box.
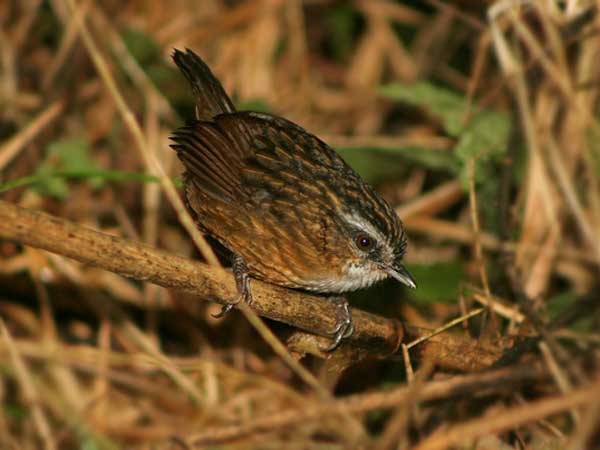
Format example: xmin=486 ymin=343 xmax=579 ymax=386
xmin=382 ymin=263 xmax=417 ymax=289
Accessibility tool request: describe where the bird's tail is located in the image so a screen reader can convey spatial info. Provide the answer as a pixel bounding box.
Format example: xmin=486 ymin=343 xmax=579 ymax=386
xmin=172 ymin=48 xmax=236 ymax=121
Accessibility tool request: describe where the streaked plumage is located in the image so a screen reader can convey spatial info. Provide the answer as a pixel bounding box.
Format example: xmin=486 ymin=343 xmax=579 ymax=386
xmin=170 ymin=48 xmax=415 ymax=350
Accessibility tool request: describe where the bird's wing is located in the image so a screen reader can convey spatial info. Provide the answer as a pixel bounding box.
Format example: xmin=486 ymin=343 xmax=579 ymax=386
xmin=170 ymin=111 xmax=354 ymax=207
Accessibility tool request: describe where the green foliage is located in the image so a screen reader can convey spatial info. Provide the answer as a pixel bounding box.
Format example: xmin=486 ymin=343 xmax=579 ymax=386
xmin=33 ymin=167 xmax=69 ymax=198
xmin=546 ymin=291 xmax=596 ymax=334
xmin=340 ymin=145 xmax=459 ymax=177
xmin=47 ymin=138 xmax=99 ymax=173
xmin=454 ymin=109 xmax=511 ymax=188
xmin=546 ymin=290 xmax=578 ymax=320
xmin=121 ymin=27 xmax=182 ymax=106
xmin=0 ymin=170 xmax=172 ymax=194
xmin=0 ymin=138 xmax=175 ymax=195
xmin=81 ymin=440 xmax=100 ymax=450
xmin=405 ymin=262 xmax=464 ymax=304
xmin=378 ymin=81 xmax=511 ymax=185
xmin=327 ymin=4 xmax=358 ymax=62
xmin=379 ymin=82 xmax=466 ymax=136
xmin=379 ymin=81 xmax=511 ymax=233
xmin=4 ymin=403 xmax=28 ymax=419
xmin=33 ymin=138 xmax=103 ymax=198
xmin=336 ymin=148 xmax=408 ymax=184
xmin=334 ymin=81 xmax=510 ymax=193
xmin=237 ymin=98 xmax=272 ymax=113
xmin=337 ymin=145 xmax=458 ymax=186
xmin=122 ymin=28 xmax=161 ymax=66
xmin=77 ymin=431 xmax=119 ymax=450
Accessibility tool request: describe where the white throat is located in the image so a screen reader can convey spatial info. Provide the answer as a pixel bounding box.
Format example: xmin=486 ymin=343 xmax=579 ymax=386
xmin=303 ymin=262 xmax=389 ymax=293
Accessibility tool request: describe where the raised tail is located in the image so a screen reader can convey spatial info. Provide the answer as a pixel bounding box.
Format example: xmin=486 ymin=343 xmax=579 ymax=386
xmin=172 ymin=48 xmax=236 ymax=121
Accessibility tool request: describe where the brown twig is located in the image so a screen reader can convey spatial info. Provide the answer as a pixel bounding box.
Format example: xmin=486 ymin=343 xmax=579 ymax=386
xmin=0 ymin=200 xmax=400 ymax=353
xmin=0 ymin=200 xmax=506 ymax=369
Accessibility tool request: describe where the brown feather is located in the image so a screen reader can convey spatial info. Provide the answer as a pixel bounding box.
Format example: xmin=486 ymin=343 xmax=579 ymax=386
xmin=172 ymin=49 xmax=236 ymax=120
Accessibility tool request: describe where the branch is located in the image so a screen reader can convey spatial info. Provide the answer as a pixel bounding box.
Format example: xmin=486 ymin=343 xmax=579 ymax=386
xmin=0 ymin=200 xmax=503 ymax=367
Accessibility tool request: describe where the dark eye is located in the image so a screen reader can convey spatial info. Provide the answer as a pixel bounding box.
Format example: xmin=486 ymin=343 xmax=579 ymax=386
xmin=356 ymin=233 xmax=375 ymax=251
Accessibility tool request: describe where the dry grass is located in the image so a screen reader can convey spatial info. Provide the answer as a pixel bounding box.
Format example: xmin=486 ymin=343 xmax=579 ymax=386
xmin=1 ymin=0 xmax=599 ymax=449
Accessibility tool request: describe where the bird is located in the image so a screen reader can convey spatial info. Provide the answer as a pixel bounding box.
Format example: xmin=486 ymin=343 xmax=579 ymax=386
xmin=169 ymin=48 xmax=416 ymax=351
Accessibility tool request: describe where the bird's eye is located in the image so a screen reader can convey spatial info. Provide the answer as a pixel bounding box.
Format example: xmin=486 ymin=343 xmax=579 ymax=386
xmin=355 ymin=233 xmax=375 ymax=251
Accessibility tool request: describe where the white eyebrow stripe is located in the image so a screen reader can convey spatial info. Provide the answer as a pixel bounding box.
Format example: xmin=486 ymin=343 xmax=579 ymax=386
xmin=342 ymin=211 xmax=397 ymax=262
xmin=342 ymin=211 xmax=387 ymax=244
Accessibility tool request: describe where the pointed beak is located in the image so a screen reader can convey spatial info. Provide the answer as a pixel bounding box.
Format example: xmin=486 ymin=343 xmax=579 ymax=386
xmin=382 ymin=263 xmax=417 ymax=289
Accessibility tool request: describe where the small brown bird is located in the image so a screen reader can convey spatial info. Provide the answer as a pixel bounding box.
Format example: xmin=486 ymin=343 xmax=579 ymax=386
xmin=170 ymin=48 xmax=416 ymax=351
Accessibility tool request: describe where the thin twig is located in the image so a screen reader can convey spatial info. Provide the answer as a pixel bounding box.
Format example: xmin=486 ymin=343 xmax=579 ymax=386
xmin=406 ymin=308 xmax=485 ymax=350
xmin=0 ymin=199 xmax=506 ymax=372
xmin=467 ymin=158 xmax=492 ymax=299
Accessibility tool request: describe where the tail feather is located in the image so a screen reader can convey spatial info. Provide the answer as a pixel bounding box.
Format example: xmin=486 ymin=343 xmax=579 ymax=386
xmin=172 ymin=48 xmax=236 ymax=120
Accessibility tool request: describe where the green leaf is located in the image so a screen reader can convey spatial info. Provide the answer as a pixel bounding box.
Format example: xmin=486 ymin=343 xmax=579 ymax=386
xmin=4 ymin=403 xmax=28 ymax=419
xmin=379 ymin=81 xmax=511 ymax=190
xmin=327 ymin=5 xmax=357 ymax=62
xmin=34 ymin=167 xmax=70 ymax=198
xmin=378 ymin=82 xmax=466 ymax=136
xmin=455 ymin=109 xmax=511 ymax=187
xmin=0 ymin=170 xmax=172 ymax=194
xmin=455 ymin=110 xmax=511 ymax=160
xmin=122 ymin=27 xmax=160 ymax=65
xmin=31 ymin=137 xmax=103 ymax=198
xmin=76 ymin=429 xmax=119 ymax=450
xmin=546 ymin=291 xmax=578 ymax=321
xmin=546 ymin=291 xmax=596 ymax=334
xmin=146 ymin=64 xmax=176 ymax=85
xmin=336 ymin=148 xmax=409 ymax=183
xmin=46 ymin=137 xmax=97 ymax=172
xmin=237 ymin=98 xmax=271 ymax=113
xmin=405 ymin=262 xmax=464 ymax=304
xmin=80 ymin=439 xmax=100 ymax=450
xmin=337 ymin=146 xmax=458 ymax=182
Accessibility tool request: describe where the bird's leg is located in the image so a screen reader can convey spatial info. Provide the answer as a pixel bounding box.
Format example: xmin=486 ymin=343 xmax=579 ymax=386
xmin=212 ymin=254 xmax=252 ymax=318
xmin=320 ymin=296 xmax=354 ymax=352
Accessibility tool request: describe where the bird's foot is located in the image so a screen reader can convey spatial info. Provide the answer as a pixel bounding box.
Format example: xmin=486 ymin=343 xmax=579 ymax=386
xmin=320 ymin=296 xmax=354 ymax=352
xmin=212 ymin=254 xmax=252 ymax=318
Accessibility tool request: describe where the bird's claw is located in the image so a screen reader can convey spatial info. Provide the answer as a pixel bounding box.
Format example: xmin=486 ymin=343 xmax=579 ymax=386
xmin=212 ymin=254 xmax=252 ymax=319
xmin=319 ymin=297 xmax=354 ymax=352
xmin=211 ymin=302 xmax=237 ymax=318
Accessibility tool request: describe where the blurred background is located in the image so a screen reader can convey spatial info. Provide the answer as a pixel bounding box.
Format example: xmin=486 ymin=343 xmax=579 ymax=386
xmin=1 ymin=1 xmax=599 ymax=449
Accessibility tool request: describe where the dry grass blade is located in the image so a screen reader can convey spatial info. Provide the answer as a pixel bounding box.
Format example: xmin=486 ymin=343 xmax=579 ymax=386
xmin=0 ymin=319 xmax=56 ymax=450
xmin=63 ymin=0 xmax=220 ymax=268
xmin=405 ymin=307 xmax=484 ymax=350
xmin=2 ymin=1 xmax=599 ymax=448
xmin=185 ymin=364 xmax=548 ymax=445
xmin=0 ymin=101 xmax=64 ymax=170
xmin=413 ymin=377 xmax=600 ymax=450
